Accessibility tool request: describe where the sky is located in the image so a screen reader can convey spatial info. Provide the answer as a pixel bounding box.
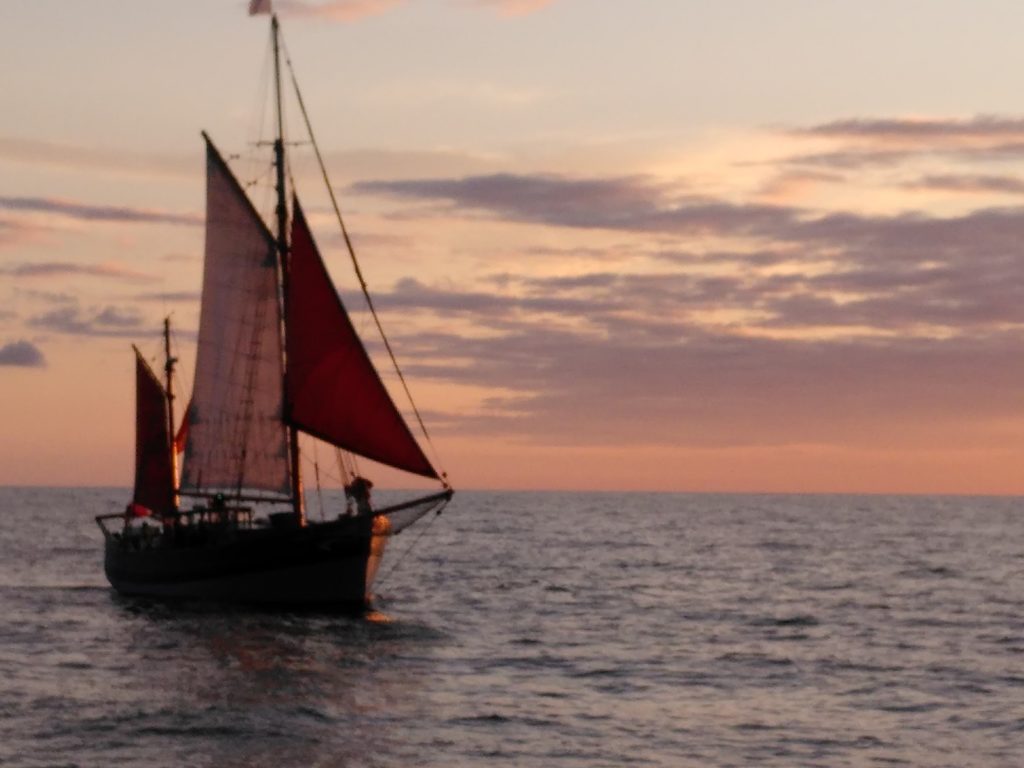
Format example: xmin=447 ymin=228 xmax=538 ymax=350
xmin=2 ymin=0 xmax=1024 ymax=494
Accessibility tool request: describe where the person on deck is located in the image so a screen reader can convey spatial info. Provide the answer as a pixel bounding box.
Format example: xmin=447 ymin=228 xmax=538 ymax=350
xmin=346 ymin=476 xmax=374 ymax=516
xmin=209 ymin=492 xmax=227 ymax=524
xmin=125 ymin=502 xmax=151 ymax=522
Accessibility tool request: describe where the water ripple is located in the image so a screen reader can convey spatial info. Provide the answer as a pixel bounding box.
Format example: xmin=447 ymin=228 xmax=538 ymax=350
xmin=1 ymin=489 xmax=1023 ymax=767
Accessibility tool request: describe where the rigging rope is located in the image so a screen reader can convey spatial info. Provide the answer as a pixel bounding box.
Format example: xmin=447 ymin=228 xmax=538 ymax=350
xmin=375 ymin=497 xmax=448 ymax=589
xmin=312 ymin=440 xmax=325 ymax=521
xmin=279 ymin=37 xmax=447 ymax=480
xmin=336 ymin=447 xmax=359 ymax=484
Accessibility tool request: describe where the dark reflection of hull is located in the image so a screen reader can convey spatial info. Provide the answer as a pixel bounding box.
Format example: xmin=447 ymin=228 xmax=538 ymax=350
xmin=104 ymin=515 xmax=386 ymax=610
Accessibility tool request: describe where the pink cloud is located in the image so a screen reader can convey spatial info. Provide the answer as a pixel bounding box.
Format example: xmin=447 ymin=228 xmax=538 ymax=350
xmin=276 ymin=0 xmax=556 ymax=21
xmin=801 ymin=115 xmax=1024 ymax=143
xmin=756 ymin=170 xmax=844 ymax=203
xmin=5 ymin=261 xmax=157 ymax=283
xmin=277 ymin=0 xmax=407 ymax=22
xmin=0 ymin=196 xmax=199 ymax=227
xmin=470 ymin=0 xmax=557 ymax=16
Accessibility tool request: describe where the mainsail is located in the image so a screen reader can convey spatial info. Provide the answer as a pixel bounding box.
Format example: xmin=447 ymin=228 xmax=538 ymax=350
xmin=285 ymin=200 xmax=438 ymax=479
xmin=180 ymin=138 xmax=291 ymax=495
xmin=133 ymin=349 xmax=175 ymax=515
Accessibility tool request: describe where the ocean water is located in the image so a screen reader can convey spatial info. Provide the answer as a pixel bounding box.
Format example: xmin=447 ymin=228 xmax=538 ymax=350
xmin=0 ymin=488 xmax=1021 ymax=767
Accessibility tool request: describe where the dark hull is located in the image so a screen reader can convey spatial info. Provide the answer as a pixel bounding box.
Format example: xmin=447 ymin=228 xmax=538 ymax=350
xmin=103 ymin=516 xmax=386 ymax=609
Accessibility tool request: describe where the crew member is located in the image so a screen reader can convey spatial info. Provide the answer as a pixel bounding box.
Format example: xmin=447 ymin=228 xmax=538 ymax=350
xmin=345 ymin=476 xmax=374 ymax=516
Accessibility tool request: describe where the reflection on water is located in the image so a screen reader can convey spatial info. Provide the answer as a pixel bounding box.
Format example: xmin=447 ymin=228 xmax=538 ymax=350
xmin=1 ymin=488 xmax=1023 ymax=766
xmin=103 ymin=598 xmax=440 ymax=767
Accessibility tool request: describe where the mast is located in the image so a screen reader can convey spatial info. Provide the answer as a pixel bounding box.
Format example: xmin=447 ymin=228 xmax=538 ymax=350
xmin=163 ymin=316 xmax=179 ymax=510
xmin=272 ymin=14 xmax=305 ymax=524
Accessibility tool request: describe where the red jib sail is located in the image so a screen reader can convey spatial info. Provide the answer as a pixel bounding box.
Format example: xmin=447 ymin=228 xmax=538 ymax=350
xmin=285 ymin=200 xmax=438 ymax=479
xmin=133 ymin=349 xmax=175 ymax=516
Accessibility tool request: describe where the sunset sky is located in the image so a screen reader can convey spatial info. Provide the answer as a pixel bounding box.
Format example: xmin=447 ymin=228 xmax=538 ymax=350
xmin=3 ymin=0 xmax=1024 ymax=494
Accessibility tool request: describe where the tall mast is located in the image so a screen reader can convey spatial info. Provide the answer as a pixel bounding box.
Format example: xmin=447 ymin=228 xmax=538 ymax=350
xmin=163 ymin=316 xmax=179 ymax=510
xmin=272 ymin=15 xmax=305 ymax=524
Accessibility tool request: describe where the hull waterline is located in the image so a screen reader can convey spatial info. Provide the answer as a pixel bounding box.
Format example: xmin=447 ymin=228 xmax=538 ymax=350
xmin=103 ymin=516 xmax=386 ymax=609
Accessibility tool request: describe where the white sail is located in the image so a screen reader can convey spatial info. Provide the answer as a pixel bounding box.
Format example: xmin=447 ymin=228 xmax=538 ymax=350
xmin=180 ymin=139 xmax=290 ymax=495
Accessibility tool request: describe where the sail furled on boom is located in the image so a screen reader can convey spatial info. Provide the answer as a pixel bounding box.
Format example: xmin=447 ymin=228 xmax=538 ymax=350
xmin=285 ymin=200 xmax=439 ymax=479
xmin=181 ymin=137 xmax=291 ymax=495
xmin=133 ymin=349 xmax=175 ymax=516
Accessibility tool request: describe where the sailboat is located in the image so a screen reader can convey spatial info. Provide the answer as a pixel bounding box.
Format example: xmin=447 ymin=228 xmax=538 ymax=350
xmin=95 ymin=14 xmax=453 ymax=609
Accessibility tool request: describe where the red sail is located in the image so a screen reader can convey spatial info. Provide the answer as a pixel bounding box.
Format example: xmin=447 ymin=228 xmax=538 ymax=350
xmin=133 ymin=349 xmax=175 ymax=516
xmin=285 ymin=201 xmax=438 ymax=479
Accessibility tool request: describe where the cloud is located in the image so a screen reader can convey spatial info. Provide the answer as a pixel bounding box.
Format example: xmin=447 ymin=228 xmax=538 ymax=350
xmin=134 ymin=291 xmax=202 ymax=303
xmin=335 ymin=113 xmax=1024 ymax=458
xmin=468 ymin=0 xmax=557 ymax=16
xmin=904 ymin=174 xmax=1024 ymax=196
xmin=785 ymin=144 xmax=1024 ymax=172
xmin=353 ymin=172 xmax=798 ymax=236
xmin=351 ymin=164 xmax=1024 ymax=350
xmin=351 ymin=171 xmax=1024 ymax=276
xmin=94 ymin=307 xmax=143 ymax=327
xmin=376 ymin=223 xmax=1024 ymax=340
xmin=0 ymin=196 xmax=200 ymax=226
xmin=5 ymin=261 xmax=157 ymax=283
xmin=273 ymin=0 xmax=557 ymax=21
xmin=782 ymin=115 xmax=1024 ymax=171
xmin=371 ymin=276 xmax=613 ymax=318
xmin=28 ymin=305 xmax=147 ymax=338
xmin=799 ymin=115 xmax=1024 ymax=142
xmin=354 ymin=173 xmax=666 ymax=224
xmin=783 ymin=148 xmax=919 ymax=171
xmin=276 ymin=0 xmax=406 ymax=22
xmin=15 ymin=288 xmax=76 ymax=304
xmin=0 ymin=340 xmax=45 ymax=368
xmin=383 ymin=312 xmax=1024 ymax=450
xmin=349 ymin=186 xmax=1024 ymax=444
xmin=756 ymin=170 xmax=844 ymax=201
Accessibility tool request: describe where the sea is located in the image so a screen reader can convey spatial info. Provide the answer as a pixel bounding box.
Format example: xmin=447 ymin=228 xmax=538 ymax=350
xmin=0 ymin=487 xmax=1021 ymax=767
